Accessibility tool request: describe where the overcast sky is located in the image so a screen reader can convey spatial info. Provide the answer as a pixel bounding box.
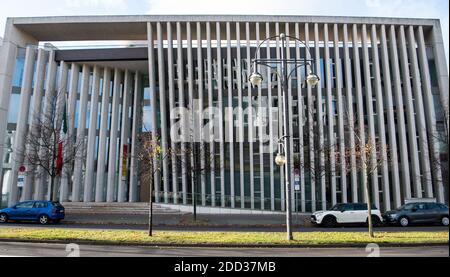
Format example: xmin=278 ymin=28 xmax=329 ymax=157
xmin=0 ymin=0 xmax=448 ymax=64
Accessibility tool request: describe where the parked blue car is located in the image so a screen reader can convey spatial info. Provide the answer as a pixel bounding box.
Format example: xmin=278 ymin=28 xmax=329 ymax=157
xmin=0 ymin=201 xmax=65 ymax=225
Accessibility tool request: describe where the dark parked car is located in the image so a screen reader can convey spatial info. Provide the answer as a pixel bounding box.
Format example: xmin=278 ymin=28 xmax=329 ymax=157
xmin=383 ymin=202 xmax=449 ymax=227
xmin=0 ymin=201 xmax=65 ymax=225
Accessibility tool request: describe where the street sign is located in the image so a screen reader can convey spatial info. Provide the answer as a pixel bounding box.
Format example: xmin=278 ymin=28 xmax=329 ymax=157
xmin=294 ymin=169 xmax=300 ymax=182
xmin=19 ymin=166 xmax=26 ymax=173
xmin=294 ymin=181 xmax=300 ymax=191
xmin=17 ymin=175 xmax=25 ymax=188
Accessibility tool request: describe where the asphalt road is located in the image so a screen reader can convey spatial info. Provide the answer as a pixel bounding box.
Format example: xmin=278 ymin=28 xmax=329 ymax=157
xmin=0 ymin=222 xmax=448 ymax=232
xmin=0 ymin=241 xmax=447 ymax=257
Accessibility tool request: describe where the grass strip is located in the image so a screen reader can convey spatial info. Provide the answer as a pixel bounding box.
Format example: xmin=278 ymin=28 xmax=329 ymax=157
xmin=0 ymin=228 xmax=448 ymax=245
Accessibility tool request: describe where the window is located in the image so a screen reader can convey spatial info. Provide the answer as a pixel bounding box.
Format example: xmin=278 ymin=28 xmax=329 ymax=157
xmin=15 ymin=202 xmax=34 ymax=209
xmin=415 ymin=203 xmax=427 ymax=210
xmin=34 ymin=202 xmax=48 ymax=208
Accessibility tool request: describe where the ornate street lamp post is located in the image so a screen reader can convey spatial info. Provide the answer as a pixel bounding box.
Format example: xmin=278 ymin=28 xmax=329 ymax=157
xmin=249 ymin=33 xmax=319 ymax=241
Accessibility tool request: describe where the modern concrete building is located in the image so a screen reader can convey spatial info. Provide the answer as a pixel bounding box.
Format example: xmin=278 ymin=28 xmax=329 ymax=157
xmin=0 ymin=15 xmax=448 ymax=212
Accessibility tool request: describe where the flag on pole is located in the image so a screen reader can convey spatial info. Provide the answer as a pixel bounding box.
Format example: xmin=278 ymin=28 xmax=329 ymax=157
xmin=56 ymin=101 xmax=68 ymax=176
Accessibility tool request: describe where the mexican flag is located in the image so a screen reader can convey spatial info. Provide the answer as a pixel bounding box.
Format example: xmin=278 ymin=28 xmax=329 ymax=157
xmin=56 ymin=101 xmax=67 ymax=176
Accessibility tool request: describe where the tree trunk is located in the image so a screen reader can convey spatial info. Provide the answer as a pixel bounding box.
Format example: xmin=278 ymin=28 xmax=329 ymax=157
xmin=148 ymin=165 xmax=154 ymax=237
xmin=49 ymin=175 xmax=55 ymax=202
xmin=364 ymin=165 xmax=374 ymax=238
xmin=192 ymin=142 xmax=198 ymax=221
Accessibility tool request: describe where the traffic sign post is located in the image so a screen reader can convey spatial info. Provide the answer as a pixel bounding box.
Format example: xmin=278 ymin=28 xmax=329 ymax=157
xmin=18 ymin=165 xmax=26 ymax=188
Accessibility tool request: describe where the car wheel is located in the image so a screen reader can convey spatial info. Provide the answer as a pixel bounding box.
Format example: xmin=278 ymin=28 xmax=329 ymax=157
xmin=399 ymin=216 xmax=409 ymax=227
xmin=39 ymin=214 xmax=49 ymax=225
xmin=441 ymin=216 xmax=449 ymax=227
xmin=0 ymin=213 xmax=8 ymax=223
xmin=322 ymin=216 xmax=337 ymax=228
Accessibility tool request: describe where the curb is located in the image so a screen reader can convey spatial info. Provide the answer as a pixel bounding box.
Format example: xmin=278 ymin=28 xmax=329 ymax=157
xmin=0 ymin=238 xmax=447 ymax=249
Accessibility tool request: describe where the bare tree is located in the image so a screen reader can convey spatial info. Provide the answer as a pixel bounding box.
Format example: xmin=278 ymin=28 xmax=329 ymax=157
xmin=339 ymin=130 xmax=388 ymax=238
xmin=294 ymin=108 xmax=338 ymax=211
xmin=21 ymin=96 xmax=80 ymax=202
xmin=181 ymin=141 xmax=215 ymax=221
xmin=432 ymin=101 xmax=449 ymax=202
xmin=136 ymin=132 xmax=173 ymax=236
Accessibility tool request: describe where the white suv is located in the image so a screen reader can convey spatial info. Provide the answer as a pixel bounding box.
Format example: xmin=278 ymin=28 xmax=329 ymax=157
xmin=311 ymin=203 xmax=383 ymax=228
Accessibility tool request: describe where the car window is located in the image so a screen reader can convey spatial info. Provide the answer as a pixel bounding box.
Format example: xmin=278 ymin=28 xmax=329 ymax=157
xmin=330 ymin=204 xmax=346 ymax=211
xmin=34 ymin=202 xmax=48 ymax=208
xmin=401 ymin=203 xmax=415 ymax=210
xmin=15 ymin=202 xmax=34 ymax=209
xmin=343 ymin=204 xmax=354 ymax=211
xmin=416 ymin=203 xmax=427 ymax=210
xmin=438 ymin=204 xmax=448 ymax=210
xmin=425 ymin=203 xmax=438 ymax=210
xmin=52 ymin=202 xmax=63 ymax=208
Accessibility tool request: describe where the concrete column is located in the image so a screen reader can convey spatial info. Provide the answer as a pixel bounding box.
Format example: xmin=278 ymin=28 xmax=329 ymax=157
xmin=54 ymin=62 xmax=69 ymax=132
xmin=314 ymin=23 xmax=326 ymax=211
xmin=9 ymin=46 xmax=36 ymax=203
xmin=53 ymin=61 xmax=69 ymax=201
xmin=256 ymin=22 xmax=265 ymax=210
xmin=215 ymin=22 xmax=225 ymax=208
xmin=246 ymin=22 xmax=255 ymax=210
xmin=157 ymin=22 xmax=169 ymax=203
xmin=407 ymin=26 xmax=433 ymax=198
xmin=371 ymin=25 xmax=391 ymax=211
xmin=106 ymin=68 xmax=123 ymax=203
xmin=295 ymin=23 xmax=306 ymax=212
xmin=430 ymin=22 xmax=449 ymax=135
xmin=177 ymin=22 xmax=188 ymax=205
xmin=352 ymin=24 xmax=367 ymax=203
xmin=333 ymin=24 xmax=347 ymax=204
xmin=95 ymin=68 xmax=111 ymax=202
xmin=36 ymin=50 xmax=57 ymax=201
xmin=305 ymin=23 xmax=316 ymax=211
xmin=187 ymin=22 xmax=197 ymax=207
xmin=343 ymin=24 xmax=358 ymax=203
xmin=266 ymin=22 xmax=276 ymax=211
xmin=72 ymin=64 xmax=90 ymax=202
xmin=196 ymin=22 xmax=207 ymax=206
xmin=0 ymin=33 xmax=18 ymax=201
xmin=166 ymin=22 xmax=178 ymax=204
xmin=380 ymin=25 xmax=402 ymax=208
xmin=60 ymin=63 xmax=79 ymax=202
xmin=274 ymin=23 xmax=285 ymax=211
xmin=22 ymin=50 xmax=46 ymax=202
xmin=236 ymin=22 xmax=246 ymax=210
xmin=389 ymin=25 xmax=412 ymax=201
xmin=323 ymin=24 xmax=337 ymax=206
xmin=361 ymin=24 xmax=380 ymax=208
xmin=118 ymin=70 xmax=132 ymax=202
xmin=83 ymin=66 xmax=101 ymax=202
xmin=417 ymin=26 xmax=445 ymax=203
xmin=226 ymin=21 xmax=236 ymax=208
xmin=398 ymin=25 xmax=422 ymax=198
xmin=206 ymin=22 xmax=215 ymax=207
xmin=129 ymin=71 xmax=142 ymax=202
xmin=147 ymin=23 xmax=161 ymax=203
xmin=255 ymin=22 xmax=265 ymax=210
xmin=285 ymin=23 xmax=296 ymax=211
